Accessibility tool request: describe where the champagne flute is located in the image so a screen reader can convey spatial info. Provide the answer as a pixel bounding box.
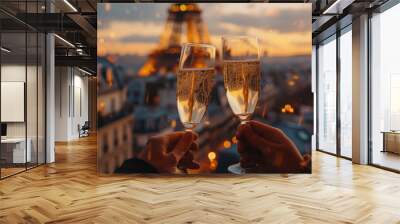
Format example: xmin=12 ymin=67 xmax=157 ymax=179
xmin=177 ymin=43 xmax=216 ymax=131
xmin=222 ymin=36 xmax=261 ymax=174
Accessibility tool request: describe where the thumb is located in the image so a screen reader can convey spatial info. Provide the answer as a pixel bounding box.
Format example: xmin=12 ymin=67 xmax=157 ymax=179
xmin=171 ymin=131 xmax=194 ymax=161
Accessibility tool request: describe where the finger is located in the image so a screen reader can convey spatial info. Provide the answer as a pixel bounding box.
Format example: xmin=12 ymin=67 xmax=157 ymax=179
xmin=237 ymin=139 xmax=248 ymax=154
xmin=171 ymin=131 xmax=194 ymax=161
xmin=238 ymin=133 xmax=264 ymax=157
xmin=177 ymin=151 xmax=193 ymax=169
xmin=167 ymin=131 xmax=198 ymax=151
xmin=167 ymin=131 xmax=198 ymax=144
xmin=163 ymin=153 xmax=178 ymax=171
xmin=189 ymin=142 xmax=199 ymax=152
xmin=248 ymin=120 xmax=285 ymax=143
xmin=240 ymin=124 xmax=281 ymax=155
xmin=236 ymin=123 xmax=247 ymax=141
xmin=177 ymin=151 xmax=200 ymax=170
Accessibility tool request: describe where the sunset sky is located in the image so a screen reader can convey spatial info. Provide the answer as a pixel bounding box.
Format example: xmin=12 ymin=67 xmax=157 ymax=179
xmin=98 ymin=3 xmax=311 ymax=57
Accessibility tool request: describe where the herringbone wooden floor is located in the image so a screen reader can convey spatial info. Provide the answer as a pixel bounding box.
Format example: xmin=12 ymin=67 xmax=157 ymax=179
xmin=1 ymin=135 xmax=400 ymax=224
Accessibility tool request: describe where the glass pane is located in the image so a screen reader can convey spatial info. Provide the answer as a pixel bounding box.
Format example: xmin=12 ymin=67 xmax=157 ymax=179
xmin=317 ymin=36 xmax=337 ymax=154
xmin=371 ymin=4 xmax=400 ymax=171
xmin=27 ymin=31 xmax=38 ymax=169
xmin=1 ymin=30 xmax=27 ymax=177
xmin=339 ymin=29 xmax=352 ymax=158
xmin=38 ymin=33 xmax=45 ymax=165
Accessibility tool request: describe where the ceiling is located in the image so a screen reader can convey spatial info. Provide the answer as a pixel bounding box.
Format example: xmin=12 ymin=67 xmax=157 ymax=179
xmin=0 ymin=0 xmax=97 ymax=73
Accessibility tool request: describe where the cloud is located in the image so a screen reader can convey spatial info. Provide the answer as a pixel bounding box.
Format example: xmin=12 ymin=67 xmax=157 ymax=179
xmin=119 ymin=35 xmax=160 ymax=43
xmin=202 ymin=3 xmax=309 ymax=17
xmin=98 ymin=41 xmax=158 ymax=56
xmin=98 ymin=21 xmax=164 ymax=41
xmin=203 ymin=4 xmax=311 ymax=33
xmin=98 ymin=3 xmax=169 ymax=23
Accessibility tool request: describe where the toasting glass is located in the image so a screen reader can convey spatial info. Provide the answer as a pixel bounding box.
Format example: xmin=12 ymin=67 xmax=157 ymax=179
xmin=177 ymin=43 xmax=216 ymax=131
xmin=222 ymin=36 xmax=261 ymax=174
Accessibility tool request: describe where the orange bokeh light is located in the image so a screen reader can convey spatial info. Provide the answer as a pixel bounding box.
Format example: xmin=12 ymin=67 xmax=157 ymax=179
xmin=223 ymin=140 xmax=231 ymax=149
xmin=208 ymin=152 xmax=216 ymax=161
xmin=281 ymin=104 xmax=295 ymax=113
xmin=232 ymin=136 xmax=238 ymax=144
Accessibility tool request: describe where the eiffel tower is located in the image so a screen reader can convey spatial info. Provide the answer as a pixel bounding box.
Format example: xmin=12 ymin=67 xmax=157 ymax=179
xmin=138 ymin=3 xmax=211 ymax=77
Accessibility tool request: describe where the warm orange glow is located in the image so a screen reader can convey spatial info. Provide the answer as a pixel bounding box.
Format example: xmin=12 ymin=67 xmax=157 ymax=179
xmin=288 ymin=80 xmax=295 ymax=86
xmin=281 ymin=104 xmax=295 ymax=113
xmin=223 ymin=140 xmax=232 ymax=149
xmin=106 ymin=68 xmax=113 ymax=86
xmin=99 ymin=101 xmax=105 ymax=114
xmin=138 ymin=58 xmax=156 ymax=77
xmin=208 ymin=152 xmax=216 ymax=161
xmin=210 ymin=160 xmax=218 ymax=170
xmin=232 ymin=136 xmax=238 ymax=144
xmin=170 ymin=119 xmax=176 ymax=128
xmin=180 ymin=4 xmax=187 ymax=11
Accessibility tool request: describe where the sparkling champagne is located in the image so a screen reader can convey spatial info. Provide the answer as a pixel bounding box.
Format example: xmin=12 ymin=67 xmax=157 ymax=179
xmin=177 ymin=68 xmax=215 ymax=129
xmin=223 ymin=60 xmax=260 ymax=121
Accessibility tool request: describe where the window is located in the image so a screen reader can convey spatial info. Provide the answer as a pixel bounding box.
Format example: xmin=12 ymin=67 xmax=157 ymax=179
xmin=370 ymin=3 xmax=400 ymax=171
xmin=339 ymin=27 xmax=352 ymax=158
xmin=317 ymin=35 xmax=337 ymax=154
xmin=1 ymin=2 xmax=47 ymax=179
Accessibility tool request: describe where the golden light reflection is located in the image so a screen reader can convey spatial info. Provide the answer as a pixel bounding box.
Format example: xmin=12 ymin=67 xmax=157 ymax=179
xmin=170 ymin=119 xmax=176 ymax=128
xmin=210 ymin=160 xmax=218 ymax=171
xmin=223 ymin=140 xmax=232 ymax=149
xmin=281 ymin=104 xmax=294 ymax=113
xmin=208 ymin=152 xmax=216 ymax=161
xmin=180 ymin=4 xmax=187 ymax=11
xmin=99 ymin=101 xmax=105 ymax=114
xmin=138 ymin=58 xmax=156 ymax=77
xmin=106 ymin=68 xmax=113 ymax=87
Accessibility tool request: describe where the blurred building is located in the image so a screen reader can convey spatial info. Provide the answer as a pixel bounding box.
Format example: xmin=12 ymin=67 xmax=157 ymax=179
xmin=97 ymin=57 xmax=134 ymax=173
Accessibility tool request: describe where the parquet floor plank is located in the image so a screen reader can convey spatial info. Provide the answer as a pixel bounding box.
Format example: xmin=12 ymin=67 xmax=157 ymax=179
xmin=1 ymin=135 xmax=400 ymax=223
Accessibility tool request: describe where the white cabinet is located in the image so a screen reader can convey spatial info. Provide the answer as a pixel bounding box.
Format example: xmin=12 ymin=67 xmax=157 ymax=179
xmin=1 ymin=138 xmax=32 ymax=163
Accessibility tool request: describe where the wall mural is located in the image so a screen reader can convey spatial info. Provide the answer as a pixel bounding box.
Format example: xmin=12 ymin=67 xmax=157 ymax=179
xmin=97 ymin=3 xmax=312 ymax=174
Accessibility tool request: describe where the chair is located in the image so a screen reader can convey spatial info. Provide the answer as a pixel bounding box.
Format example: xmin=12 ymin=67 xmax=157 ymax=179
xmin=79 ymin=121 xmax=90 ymax=138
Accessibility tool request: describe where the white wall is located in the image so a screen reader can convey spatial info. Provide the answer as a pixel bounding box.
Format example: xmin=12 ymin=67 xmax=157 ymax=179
xmin=55 ymin=67 xmax=89 ymax=141
xmin=1 ymin=64 xmax=46 ymax=164
xmin=1 ymin=65 xmax=38 ymax=138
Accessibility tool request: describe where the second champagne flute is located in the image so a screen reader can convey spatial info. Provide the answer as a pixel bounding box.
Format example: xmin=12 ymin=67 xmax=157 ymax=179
xmin=222 ymin=36 xmax=261 ymax=174
xmin=177 ymin=43 xmax=216 ymax=131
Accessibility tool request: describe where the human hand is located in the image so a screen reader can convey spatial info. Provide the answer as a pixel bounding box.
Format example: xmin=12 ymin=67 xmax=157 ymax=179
xmin=236 ymin=120 xmax=311 ymax=173
xmin=139 ymin=131 xmax=200 ymax=173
